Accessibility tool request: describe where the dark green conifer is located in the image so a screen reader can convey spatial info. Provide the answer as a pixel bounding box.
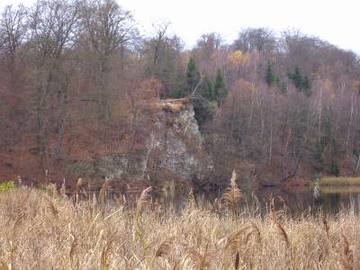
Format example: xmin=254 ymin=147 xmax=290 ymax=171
xmin=185 ymin=57 xmax=200 ymax=95
xmin=214 ymin=69 xmax=227 ymax=104
xmin=288 ymin=66 xmax=312 ymax=96
xmin=265 ymin=62 xmax=276 ymax=87
xmin=201 ymin=77 xmax=216 ymax=101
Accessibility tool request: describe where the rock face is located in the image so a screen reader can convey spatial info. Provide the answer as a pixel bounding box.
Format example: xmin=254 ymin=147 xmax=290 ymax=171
xmin=147 ymin=99 xmax=212 ymax=180
xmin=68 ymin=98 xmax=212 ymax=184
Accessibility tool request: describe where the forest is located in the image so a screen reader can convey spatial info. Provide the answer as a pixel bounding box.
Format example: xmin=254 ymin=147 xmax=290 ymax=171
xmin=0 ymin=0 xmax=360 ymax=190
xmin=2 ymin=1 xmax=360 ymax=269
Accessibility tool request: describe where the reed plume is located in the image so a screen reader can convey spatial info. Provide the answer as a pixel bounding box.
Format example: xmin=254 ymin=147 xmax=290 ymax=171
xmin=275 ymin=221 xmax=290 ymax=247
xmin=99 ymin=178 xmax=111 ymax=205
xmin=223 ymin=170 xmax=243 ymax=216
xmin=155 ymin=238 xmax=174 ymax=257
xmin=135 ymin=186 xmax=153 ymax=244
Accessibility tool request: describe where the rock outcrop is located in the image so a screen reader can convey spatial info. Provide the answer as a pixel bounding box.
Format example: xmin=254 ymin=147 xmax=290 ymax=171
xmin=68 ymin=98 xmax=212 ymax=186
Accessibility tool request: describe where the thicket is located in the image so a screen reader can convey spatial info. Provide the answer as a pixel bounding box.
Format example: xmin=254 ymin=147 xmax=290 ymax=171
xmin=0 ymin=1 xmax=360 ymax=184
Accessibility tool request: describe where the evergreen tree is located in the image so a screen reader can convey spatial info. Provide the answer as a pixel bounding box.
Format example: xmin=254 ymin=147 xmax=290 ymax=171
xmin=291 ymin=66 xmax=303 ymax=89
xmin=169 ymin=73 xmax=187 ymax=98
xmin=214 ymin=69 xmax=227 ymax=104
xmin=170 ymin=87 xmax=185 ymax=98
xmin=265 ymin=62 xmax=276 ymax=87
xmin=288 ymin=66 xmax=312 ymax=96
xmin=302 ymin=76 xmax=312 ymax=96
xmin=201 ymin=77 xmax=216 ymax=101
xmin=185 ymin=57 xmax=200 ymax=95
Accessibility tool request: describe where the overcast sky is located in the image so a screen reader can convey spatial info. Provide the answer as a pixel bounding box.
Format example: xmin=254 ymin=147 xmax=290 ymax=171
xmin=1 ymin=0 xmax=359 ymax=54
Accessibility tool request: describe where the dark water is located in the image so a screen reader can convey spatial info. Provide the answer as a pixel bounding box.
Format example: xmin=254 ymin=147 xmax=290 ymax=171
xmin=251 ymin=186 xmax=360 ymax=216
xmin=105 ymin=183 xmax=360 ymax=216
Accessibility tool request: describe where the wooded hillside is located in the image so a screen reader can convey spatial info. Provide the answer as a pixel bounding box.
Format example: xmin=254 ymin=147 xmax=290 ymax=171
xmin=1 ymin=0 xmax=359 ymax=186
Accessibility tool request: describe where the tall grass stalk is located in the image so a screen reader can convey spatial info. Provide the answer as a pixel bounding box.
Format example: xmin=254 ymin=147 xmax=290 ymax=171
xmin=0 ymin=187 xmax=358 ymax=269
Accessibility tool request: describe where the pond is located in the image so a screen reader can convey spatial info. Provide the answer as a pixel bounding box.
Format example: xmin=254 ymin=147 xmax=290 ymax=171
xmin=93 ymin=180 xmax=360 ymax=216
xmin=251 ymin=186 xmax=360 ymax=216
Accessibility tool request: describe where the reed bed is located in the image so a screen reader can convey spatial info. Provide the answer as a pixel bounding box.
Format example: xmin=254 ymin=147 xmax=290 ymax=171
xmin=0 ymin=185 xmax=359 ymax=269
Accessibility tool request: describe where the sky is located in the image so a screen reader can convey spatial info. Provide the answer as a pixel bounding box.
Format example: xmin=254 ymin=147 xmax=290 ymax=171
xmin=1 ymin=0 xmax=359 ymax=54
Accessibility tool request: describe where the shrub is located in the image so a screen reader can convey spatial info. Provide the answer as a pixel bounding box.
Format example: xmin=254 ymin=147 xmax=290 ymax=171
xmin=0 ymin=181 xmax=16 ymax=192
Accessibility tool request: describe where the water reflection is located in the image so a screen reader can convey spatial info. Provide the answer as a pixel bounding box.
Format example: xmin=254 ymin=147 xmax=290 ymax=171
xmin=252 ymin=186 xmax=360 ymax=215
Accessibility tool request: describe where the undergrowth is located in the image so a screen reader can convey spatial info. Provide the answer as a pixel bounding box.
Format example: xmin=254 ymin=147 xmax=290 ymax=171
xmin=0 ymin=175 xmax=358 ymax=269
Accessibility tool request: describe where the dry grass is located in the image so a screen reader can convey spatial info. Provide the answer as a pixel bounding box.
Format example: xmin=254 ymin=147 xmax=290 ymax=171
xmin=0 ymin=187 xmax=360 ymax=269
xmin=158 ymin=98 xmax=190 ymax=113
xmin=320 ymin=177 xmax=360 ymax=186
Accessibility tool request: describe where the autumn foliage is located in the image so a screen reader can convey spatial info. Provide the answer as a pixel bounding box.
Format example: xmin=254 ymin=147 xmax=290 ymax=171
xmin=0 ymin=1 xmax=360 ymax=188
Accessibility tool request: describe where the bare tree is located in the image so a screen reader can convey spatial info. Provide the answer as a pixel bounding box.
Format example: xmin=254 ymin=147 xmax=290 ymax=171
xmin=28 ymin=0 xmax=79 ymax=170
xmin=142 ymin=22 xmax=186 ymax=97
xmin=0 ymin=4 xmax=28 ymax=88
xmin=233 ymin=28 xmax=277 ymax=55
xmin=151 ymin=21 xmax=170 ymax=67
xmin=193 ymin=32 xmax=224 ymax=76
xmin=0 ymin=5 xmax=27 ymax=59
xmin=80 ymin=0 xmax=137 ymax=123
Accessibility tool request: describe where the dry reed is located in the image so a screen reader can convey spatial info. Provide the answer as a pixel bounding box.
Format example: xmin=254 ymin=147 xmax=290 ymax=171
xmin=0 ymin=186 xmax=358 ymax=269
